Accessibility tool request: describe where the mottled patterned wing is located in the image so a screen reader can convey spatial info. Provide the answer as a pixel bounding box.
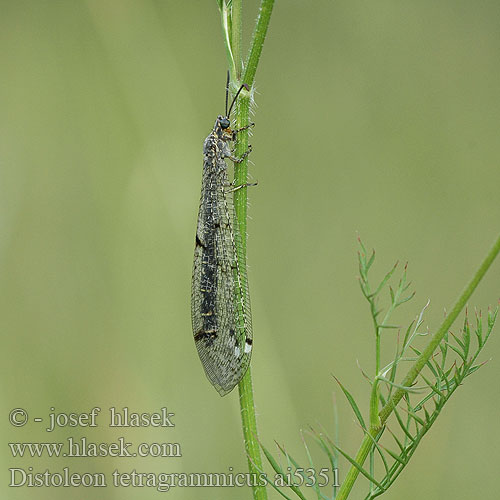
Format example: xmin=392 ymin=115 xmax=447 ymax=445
xmin=191 ymin=138 xmax=252 ymax=396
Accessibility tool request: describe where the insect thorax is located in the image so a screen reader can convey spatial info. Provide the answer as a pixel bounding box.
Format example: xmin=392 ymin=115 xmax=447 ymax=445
xmin=203 ymin=132 xmax=232 ymax=170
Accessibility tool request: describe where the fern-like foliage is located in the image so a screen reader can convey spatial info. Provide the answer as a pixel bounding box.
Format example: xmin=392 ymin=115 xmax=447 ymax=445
xmin=361 ymin=309 xmax=496 ymax=498
xmin=258 ymin=239 xmax=497 ymax=500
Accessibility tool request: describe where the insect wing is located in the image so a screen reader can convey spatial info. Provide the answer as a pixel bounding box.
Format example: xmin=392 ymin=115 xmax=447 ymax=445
xmin=191 ymin=144 xmax=252 ymax=396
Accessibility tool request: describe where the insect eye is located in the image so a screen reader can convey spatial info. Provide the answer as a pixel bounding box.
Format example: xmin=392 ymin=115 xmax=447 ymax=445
xmin=220 ymin=117 xmax=230 ymax=129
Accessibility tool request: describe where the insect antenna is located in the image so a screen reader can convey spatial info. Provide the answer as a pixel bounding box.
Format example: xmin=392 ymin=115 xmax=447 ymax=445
xmin=227 ymin=81 xmax=250 ymax=118
xmin=225 ymin=70 xmax=230 ymax=117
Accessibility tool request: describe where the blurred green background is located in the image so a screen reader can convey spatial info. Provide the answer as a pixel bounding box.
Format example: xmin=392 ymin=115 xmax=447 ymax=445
xmin=1 ymin=1 xmax=499 ymax=499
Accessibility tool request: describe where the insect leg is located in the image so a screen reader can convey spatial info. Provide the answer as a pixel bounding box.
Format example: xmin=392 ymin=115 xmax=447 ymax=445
xmin=225 ymin=181 xmax=258 ymax=193
xmin=232 ymin=122 xmax=255 ymax=139
xmin=226 ymin=145 xmax=252 ymax=163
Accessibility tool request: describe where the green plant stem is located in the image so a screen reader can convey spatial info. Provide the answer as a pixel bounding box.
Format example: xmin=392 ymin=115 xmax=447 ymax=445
xmin=231 ymin=0 xmax=243 ymax=78
xmin=234 ymin=87 xmax=264 ymax=500
xmin=336 ymin=234 xmax=500 ymax=500
xmin=369 ymin=379 xmax=381 ymax=429
xmin=242 ymin=0 xmax=275 ymax=86
xmin=223 ymin=1 xmax=274 ymax=499
xmin=238 ymin=366 xmax=264 ymax=497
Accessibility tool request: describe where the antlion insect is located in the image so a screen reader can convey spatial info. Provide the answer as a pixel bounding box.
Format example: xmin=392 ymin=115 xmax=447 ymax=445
xmin=191 ymin=74 xmax=255 ymax=396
